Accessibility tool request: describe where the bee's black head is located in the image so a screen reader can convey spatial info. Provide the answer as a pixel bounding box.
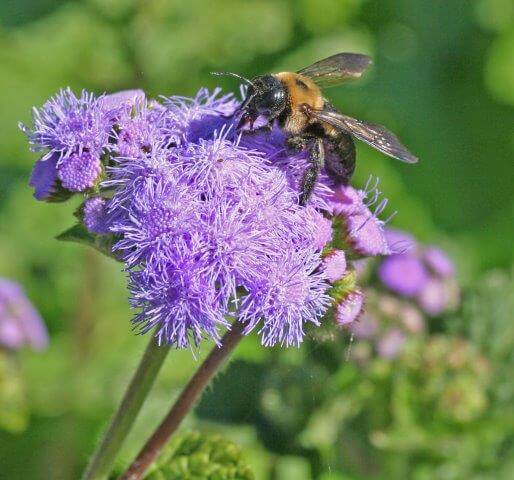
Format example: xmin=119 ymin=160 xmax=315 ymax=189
xmin=240 ymin=74 xmax=287 ymax=126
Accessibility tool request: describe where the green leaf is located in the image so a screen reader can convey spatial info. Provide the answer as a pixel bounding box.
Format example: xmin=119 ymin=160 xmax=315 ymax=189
xmin=56 ymin=223 xmax=121 ymax=261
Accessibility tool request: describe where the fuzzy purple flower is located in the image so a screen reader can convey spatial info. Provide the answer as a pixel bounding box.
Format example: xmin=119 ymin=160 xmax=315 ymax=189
xmin=23 ymin=86 xmax=399 ymax=349
xmin=20 ymin=88 xmax=113 ymax=162
xmin=377 ymin=228 xmax=458 ymax=316
xmin=378 ymin=254 xmax=429 ymax=297
xmin=57 ymin=151 xmax=102 ymax=191
xmin=83 ymin=197 xmax=111 ymax=234
xmin=107 ymin=89 xmax=340 ymax=347
xmin=335 ymin=290 xmax=365 ymax=325
xmin=21 ymin=88 xmax=142 ymax=199
xmin=330 ymin=183 xmax=391 ymax=257
xmin=322 ymin=250 xmax=347 ymax=283
xmin=0 ymin=278 xmax=48 ymax=350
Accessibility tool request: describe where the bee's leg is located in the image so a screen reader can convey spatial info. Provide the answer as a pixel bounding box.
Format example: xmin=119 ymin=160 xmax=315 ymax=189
xmin=299 ymin=138 xmax=324 ymax=206
xmin=325 ymin=133 xmax=356 ymax=185
xmin=286 ymin=133 xmax=318 ymax=153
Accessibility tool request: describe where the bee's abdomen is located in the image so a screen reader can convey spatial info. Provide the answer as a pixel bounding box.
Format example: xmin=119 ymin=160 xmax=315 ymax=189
xmin=324 ymin=132 xmax=356 ymax=185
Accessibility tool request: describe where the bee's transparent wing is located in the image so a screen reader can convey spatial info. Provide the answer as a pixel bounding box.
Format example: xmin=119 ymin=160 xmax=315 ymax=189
xmin=297 ymin=53 xmax=372 ymax=88
xmin=307 ymin=107 xmax=418 ymax=163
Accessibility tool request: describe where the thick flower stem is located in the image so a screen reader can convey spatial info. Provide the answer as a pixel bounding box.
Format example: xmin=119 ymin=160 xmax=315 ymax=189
xmin=81 ymin=337 xmax=170 ymax=480
xmin=119 ymin=322 xmax=246 ymax=480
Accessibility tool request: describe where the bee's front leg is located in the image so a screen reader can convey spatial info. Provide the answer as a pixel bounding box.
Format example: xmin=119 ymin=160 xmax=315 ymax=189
xmin=299 ymin=138 xmax=324 ymax=206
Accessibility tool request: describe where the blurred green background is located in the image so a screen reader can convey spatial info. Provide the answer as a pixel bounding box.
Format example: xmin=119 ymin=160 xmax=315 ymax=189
xmin=0 ymin=0 xmax=513 ymax=479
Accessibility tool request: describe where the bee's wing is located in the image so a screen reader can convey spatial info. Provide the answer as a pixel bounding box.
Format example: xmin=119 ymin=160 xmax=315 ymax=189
xmin=297 ymin=53 xmax=372 ymax=88
xmin=307 ymin=107 xmax=418 ymax=164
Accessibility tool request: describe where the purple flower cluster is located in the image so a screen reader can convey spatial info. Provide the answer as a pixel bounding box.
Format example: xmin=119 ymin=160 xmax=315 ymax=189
xmin=105 ymin=89 xmax=338 ymax=347
xmin=378 ymin=229 xmax=459 ymax=316
xmin=22 ymin=87 xmax=398 ymax=349
xmin=0 ymin=278 xmax=48 ymax=351
xmin=330 ymin=181 xmax=392 ymax=257
xmin=21 ymin=88 xmax=144 ymax=200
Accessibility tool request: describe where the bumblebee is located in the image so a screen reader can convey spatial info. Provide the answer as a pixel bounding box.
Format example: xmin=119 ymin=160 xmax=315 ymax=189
xmin=218 ymin=53 xmax=418 ymax=205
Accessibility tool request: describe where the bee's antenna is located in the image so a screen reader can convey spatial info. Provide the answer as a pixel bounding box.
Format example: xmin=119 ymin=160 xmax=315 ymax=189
xmin=211 ymin=71 xmax=257 ymax=89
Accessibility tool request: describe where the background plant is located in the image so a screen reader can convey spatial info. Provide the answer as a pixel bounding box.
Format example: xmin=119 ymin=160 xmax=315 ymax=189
xmin=0 ymin=0 xmax=512 ymax=478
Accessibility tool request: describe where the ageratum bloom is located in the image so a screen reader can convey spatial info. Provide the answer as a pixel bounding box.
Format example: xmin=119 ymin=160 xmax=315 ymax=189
xmin=20 ymin=89 xmax=141 ymax=200
xmin=329 ymin=181 xmax=391 ymax=257
xmin=378 ymin=228 xmax=459 ymax=316
xmin=105 ymin=89 xmax=344 ymax=348
xmin=23 ymin=87 xmax=397 ymax=349
xmin=0 ymin=278 xmax=48 ymax=350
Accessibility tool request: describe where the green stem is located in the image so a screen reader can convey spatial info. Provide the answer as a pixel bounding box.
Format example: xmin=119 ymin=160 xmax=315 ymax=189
xmin=81 ymin=337 xmax=170 ymax=480
xmin=119 ymin=321 xmax=246 ymax=480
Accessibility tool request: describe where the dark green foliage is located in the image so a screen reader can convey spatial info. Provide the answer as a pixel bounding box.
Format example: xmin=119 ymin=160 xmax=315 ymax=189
xmin=144 ymin=431 xmax=254 ymax=480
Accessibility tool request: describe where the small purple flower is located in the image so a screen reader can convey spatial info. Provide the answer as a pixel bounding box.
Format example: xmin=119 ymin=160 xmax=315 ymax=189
xmin=20 ymin=88 xmax=130 ymax=198
xmin=376 ymin=328 xmax=406 ymax=359
xmin=0 ymin=278 xmax=48 ymax=350
xmin=322 ymin=250 xmax=347 ymax=283
xmin=162 ymin=88 xmax=238 ymax=145
xmin=417 ymin=278 xmax=449 ymax=316
xmin=57 ymin=151 xmax=102 ymax=191
xmin=385 ymin=228 xmax=416 ymax=254
xmin=376 ymin=228 xmax=458 ymax=314
xmin=114 ymin=100 xmax=167 ymax=159
xmin=423 ymin=246 xmax=455 ymax=278
xmin=130 ymin=242 xmax=229 ymax=348
xmin=378 ymin=254 xmax=429 ymax=297
xmin=83 ymin=197 xmax=111 ymax=234
xmin=331 ymin=184 xmax=391 ymax=257
xmin=19 ymin=88 xmax=115 ymax=162
xmin=29 ymin=153 xmax=59 ymax=201
xmin=329 ymin=183 xmax=368 ymax=216
xmin=335 ymin=290 xmax=364 ymax=325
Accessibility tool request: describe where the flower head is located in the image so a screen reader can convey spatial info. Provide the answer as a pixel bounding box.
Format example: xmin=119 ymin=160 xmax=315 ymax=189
xmin=108 ymin=90 xmax=337 ymax=347
xmin=378 ymin=254 xmax=429 ymax=297
xmin=20 ymin=88 xmax=114 ymax=162
xmin=377 ymin=228 xmax=458 ymax=316
xmin=331 ymin=183 xmax=391 ymax=257
xmin=0 ymin=278 xmax=48 ymax=350
xmin=21 ymin=89 xmax=144 ymax=198
xmin=83 ymin=197 xmax=111 ymax=234
xmin=22 ymin=86 xmax=400 ymax=350
xmin=57 ymin=151 xmax=102 ymax=191
xmin=335 ymin=290 xmax=365 ymax=325
xmin=322 ymin=250 xmax=347 ymax=283
xmin=240 ymin=251 xmax=330 ymax=347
